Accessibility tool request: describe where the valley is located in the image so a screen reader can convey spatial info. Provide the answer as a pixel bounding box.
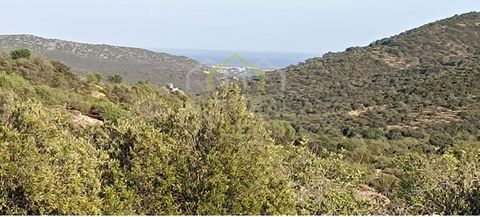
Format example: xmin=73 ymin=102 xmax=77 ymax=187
xmin=1 ymin=10 xmax=480 ymax=216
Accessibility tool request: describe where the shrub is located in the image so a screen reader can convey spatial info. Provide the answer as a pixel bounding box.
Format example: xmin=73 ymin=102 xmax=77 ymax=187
xmin=342 ymin=126 xmax=356 ymax=138
xmin=385 ymin=129 xmax=403 ymax=140
xmin=393 ymin=148 xmax=480 ymax=215
xmin=10 ymin=48 xmax=31 ymax=60
xmin=268 ymin=120 xmax=297 ymax=145
xmin=0 ymin=100 xmax=104 ymax=214
xmin=429 ymin=133 xmax=454 ymax=151
xmin=107 ymin=75 xmax=123 ymax=84
xmin=401 ymin=129 xmax=424 ymax=139
xmin=87 ymin=72 xmax=102 ymax=84
xmin=90 ymin=101 xmax=131 ymax=122
xmin=361 ymin=128 xmax=384 ymax=139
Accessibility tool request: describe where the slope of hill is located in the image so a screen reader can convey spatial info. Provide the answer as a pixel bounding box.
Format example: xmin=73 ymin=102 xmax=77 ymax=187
xmin=0 ymin=34 xmax=209 ymax=92
xmin=0 ymin=49 xmax=386 ymax=215
xmin=246 ymin=12 xmax=480 ymax=160
xmin=2 ymin=12 xmax=480 ymax=215
xmin=1 ymin=41 xmax=480 ymax=215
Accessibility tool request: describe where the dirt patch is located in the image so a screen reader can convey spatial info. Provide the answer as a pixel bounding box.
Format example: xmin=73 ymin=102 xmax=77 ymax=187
xmin=69 ymin=109 xmax=103 ymax=127
xmin=391 ymin=106 xmax=463 ymax=129
xmin=348 ymin=105 xmax=387 ymax=117
xmin=354 ymin=184 xmax=390 ymax=204
xmin=412 ymin=106 xmax=461 ymax=125
xmin=351 ymin=184 xmax=390 ymax=214
xmin=370 ymin=49 xmax=418 ymax=69
xmin=386 ymin=124 xmax=419 ymax=130
xmin=91 ymin=90 xmax=106 ymax=99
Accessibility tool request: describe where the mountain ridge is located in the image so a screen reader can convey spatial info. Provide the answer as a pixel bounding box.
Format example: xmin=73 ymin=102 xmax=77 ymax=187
xmin=0 ymin=34 xmax=209 ymax=92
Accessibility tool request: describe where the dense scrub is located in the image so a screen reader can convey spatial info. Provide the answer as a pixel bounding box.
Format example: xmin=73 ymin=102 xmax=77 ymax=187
xmin=2 ymin=12 xmax=480 ymax=215
xmin=245 ymin=11 xmax=480 ymax=198
xmin=240 ymin=12 xmax=480 ymax=214
xmin=0 ymin=52 xmax=376 ymax=215
xmin=1 ymin=47 xmax=480 ymax=215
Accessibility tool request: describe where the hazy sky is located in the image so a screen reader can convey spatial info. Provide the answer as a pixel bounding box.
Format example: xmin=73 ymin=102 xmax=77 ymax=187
xmin=1 ymin=0 xmax=479 ymax=53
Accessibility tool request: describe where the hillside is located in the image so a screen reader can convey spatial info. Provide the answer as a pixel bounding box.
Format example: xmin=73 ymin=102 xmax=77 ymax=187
xmin=243 ymin=12 xmax=480 ymax=194
xmin=2 ymin=12 xmax=480 ymax=215
xmin=247 ymin=12 xmax=480 ymax=143
xmin=1 ymin=44 xmax=480 ymax=215
xmin=0 ymin=50 xmax=388 ymax=215
xmin=0 ymin=34 xmax=209 ymax=92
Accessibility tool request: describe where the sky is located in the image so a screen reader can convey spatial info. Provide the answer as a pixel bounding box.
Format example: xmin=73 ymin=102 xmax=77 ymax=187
xmin=1 ymin=0 xmax=479 ymax=53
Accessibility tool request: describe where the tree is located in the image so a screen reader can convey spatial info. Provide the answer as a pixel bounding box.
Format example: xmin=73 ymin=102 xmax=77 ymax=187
xmin=107 ymin=74 xmax=123 ymax=84
xmin=268 ymin=120 xmax=297 ymax=145
xmin=151 ymin=84 xmax=297 ymax=215
xmin=361 ymin=127 xmax=383 ymax=139
xmin=87 ymin=72 xmax=102 ymax=84
xmin=10 ymin=48 xmax=31 ymax=60
xmin=182 ymin=84 xmax=297 ymax=214
xmin=429 ymin=133 xmax=454 ymax=153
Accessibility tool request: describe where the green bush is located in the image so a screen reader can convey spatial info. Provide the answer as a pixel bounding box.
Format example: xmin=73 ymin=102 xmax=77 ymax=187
xmin=0 ymin=72 xmax=34 ymax=97
xmin=87 ymin=72 xmax=102 ymax=84
xmin=90 ymin=101 xmax=131 ymax=122
xmin=107 ymin=74 xmax=123 ymax=84
xmin=10 ymin=48 xmax=31 ymax=60
xmin=0 ymin=100 xmax=104 ymax=214
xmin=393 ymin=148 xmax=480 ymax=215
xmin=267 ymin=120 xmax=297 ymax=145
xmin=386 ymin=129 xmax=403 ymax=140
xmin=342 ymin=126 xmax=356 ymax=138
xmin=429 ymin=133 xmax=454 ymax=151
xmin=361 ymin=128 xmax=384 ymax=139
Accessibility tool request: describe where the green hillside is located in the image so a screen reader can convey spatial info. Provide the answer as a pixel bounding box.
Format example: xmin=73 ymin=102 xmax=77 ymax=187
xmin=243 ymin=12 xmax=480 ymax=214
xmin=1 ymin=12 xmax=480 ymax=215
xmin=247 ymin=12 xmax=480 ymax=156
xmin=0 ymin=50 xmax=384 ymax=215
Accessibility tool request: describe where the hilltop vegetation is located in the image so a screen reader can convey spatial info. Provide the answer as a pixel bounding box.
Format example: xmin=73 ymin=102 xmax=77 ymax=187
xmin=1 ymin=12 xmax=480 ymax=215
xmin=246 ymin=12 xmax=480 ymax=167
xmin=242 ymin=12 xmax=480 ymax=214
xmin=0 ymin=34 xmax=209 ymax=92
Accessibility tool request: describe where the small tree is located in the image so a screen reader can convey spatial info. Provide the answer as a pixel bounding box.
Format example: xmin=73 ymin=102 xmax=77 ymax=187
xmin=87 ymin=72 xmax=102 ymax=84
xmin=10 ymin=48 xmax=31 ymax=60
xmin=107 ymin=74 xmax=123 ymax=84
xmin=268 ymin=120 xmax=297 ymax=145
xmin=361 ymin=127 xmax=383 ymax=139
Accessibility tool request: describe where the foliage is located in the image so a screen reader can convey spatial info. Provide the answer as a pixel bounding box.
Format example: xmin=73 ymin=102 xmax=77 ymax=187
xmin=267 ymin=120 xmax=297 ymax=145
xmin=245 ymin=12 xmax=480 ymax=160
xmin=0 ymin=100 xmax=104 ymax=215
xmin=392 ymin=147 xmax=480 ymax=215
xmin=87 ymin=72 xmax=102 ymax=84
xmin=90 ymin=100 xmax=131 ymax=122
xmin=107 ymin=74 xmax=123 ymax=84
xmin=1 ymin=12 xmax=480 ymax=215
xmin=10 ymin=48 xmax=31 ymax=60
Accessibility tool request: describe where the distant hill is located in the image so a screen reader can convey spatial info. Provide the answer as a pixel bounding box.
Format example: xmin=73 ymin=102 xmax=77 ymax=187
xmin=246 ymin=12 xmax=480 ymax=149
xmin=0 ymin=34 xmax=209 ymax=92
xmin=156 ymin=48 xmax=319 ymax=69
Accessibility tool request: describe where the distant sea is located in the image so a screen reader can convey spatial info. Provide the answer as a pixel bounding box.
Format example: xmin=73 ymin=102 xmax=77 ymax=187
xmin=152 ymin=49 xmax=320 ymax=69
